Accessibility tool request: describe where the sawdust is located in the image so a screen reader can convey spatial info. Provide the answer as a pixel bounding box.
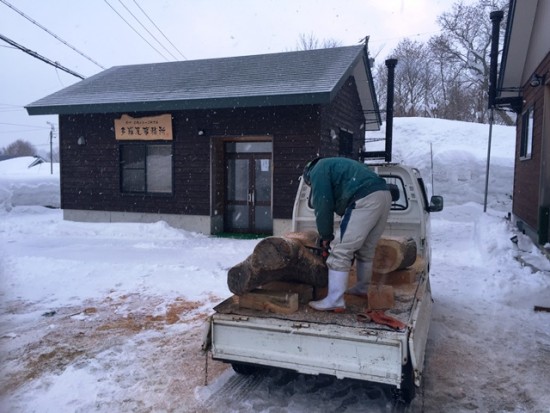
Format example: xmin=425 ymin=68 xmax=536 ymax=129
xmin=0 ymin=293 xmax=230 ymax=410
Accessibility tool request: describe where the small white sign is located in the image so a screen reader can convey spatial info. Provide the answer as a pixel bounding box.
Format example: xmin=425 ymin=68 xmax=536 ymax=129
xmin=261 ymin=159 xmax=270 ymax=172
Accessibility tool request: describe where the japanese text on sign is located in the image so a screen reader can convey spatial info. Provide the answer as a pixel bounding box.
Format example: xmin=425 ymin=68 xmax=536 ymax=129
xmin=114 ymin=114 xmax=173 ymax=140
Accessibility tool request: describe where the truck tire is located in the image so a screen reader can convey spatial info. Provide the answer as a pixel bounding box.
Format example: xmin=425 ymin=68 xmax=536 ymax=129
xmin=393 ymin=357 xmax=416 ymax=405
xmin=231 ymin=362 xmax=264 ymax=375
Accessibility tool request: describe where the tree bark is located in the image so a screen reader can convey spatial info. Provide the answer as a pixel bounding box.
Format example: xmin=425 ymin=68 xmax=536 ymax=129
xmin=227 ymin=233 xmax=328 ymax=295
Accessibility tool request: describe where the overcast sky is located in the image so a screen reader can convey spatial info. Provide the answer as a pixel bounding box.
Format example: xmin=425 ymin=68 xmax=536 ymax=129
xmin=0 ymin=0 xmax=458 ymax=152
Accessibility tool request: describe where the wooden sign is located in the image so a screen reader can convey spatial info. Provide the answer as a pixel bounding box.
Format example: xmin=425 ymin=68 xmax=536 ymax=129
xmin=114 ymin=114 xmax=173 ymax=140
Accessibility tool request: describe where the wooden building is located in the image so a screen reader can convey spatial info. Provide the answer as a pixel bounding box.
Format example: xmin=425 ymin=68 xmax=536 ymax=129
xmin=495 ymin=0 xmax=550 ymax=245
xmin=26 ymin=45 xmax=381 ymax=236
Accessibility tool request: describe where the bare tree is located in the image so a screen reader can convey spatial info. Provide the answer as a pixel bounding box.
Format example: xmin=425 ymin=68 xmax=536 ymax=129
xmin=375 ymin=39 xmax=436 ymax=119
xmin=373 ymin=0 xmax=511 ymax=124
xmin=295 ymin=33 xmax=342 ymax=50
xmin=1 ymin=139 xmax=37 ymax=157
xmin=428 ymin=35 xmax=476 ymax=121
xmin=433 ymin=0 xmax=508 ymax=123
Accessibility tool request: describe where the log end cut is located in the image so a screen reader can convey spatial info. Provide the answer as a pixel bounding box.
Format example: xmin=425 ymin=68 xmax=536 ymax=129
xmin=373 ymin=236 xmax=417 ymax=274
xmin=227 ymin=232 xmax=328 ymax=296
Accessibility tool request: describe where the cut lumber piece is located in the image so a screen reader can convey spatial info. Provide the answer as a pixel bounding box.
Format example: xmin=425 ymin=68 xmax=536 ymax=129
xmin=261 ymin=281 xmax=314 ymax=304
xmin=372 ymin=269 xmax=417 ymax=285
xmin=238 ymin=290 xmax=299 ymax=314
xmin=227 ymin=233 xmax=328 ymax=295
xmin=372 ymin=255 xmax=426 ymax=285
xmin=367 ymin=284 xmax=395 ymax=310
xmin=373 ymin=236 xmax=417 ymax=274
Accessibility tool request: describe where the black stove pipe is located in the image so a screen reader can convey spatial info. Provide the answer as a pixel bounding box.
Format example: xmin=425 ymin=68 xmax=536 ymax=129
xmin=385 ymin=58 xmax=398 ymax=163
xmin=488 ymin=10 xmax=504 ymax=108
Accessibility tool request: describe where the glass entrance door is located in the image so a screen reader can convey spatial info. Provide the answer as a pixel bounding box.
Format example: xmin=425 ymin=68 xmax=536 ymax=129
xmin=225 ymin=142 xmax=272 ymax=234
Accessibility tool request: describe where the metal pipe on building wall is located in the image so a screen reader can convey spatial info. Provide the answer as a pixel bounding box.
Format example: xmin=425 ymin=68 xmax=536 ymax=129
xmin=484 ymin=10 xmax=504 ymax=213
xmin=488 ymin=10 xmax=504 ymax=109
xmin=385 ymin=58 xmax=398 ymax=163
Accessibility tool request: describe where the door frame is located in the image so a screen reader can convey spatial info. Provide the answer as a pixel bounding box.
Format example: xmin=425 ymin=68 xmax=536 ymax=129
xmin=210 ymin=135 xmax=273 ymax=235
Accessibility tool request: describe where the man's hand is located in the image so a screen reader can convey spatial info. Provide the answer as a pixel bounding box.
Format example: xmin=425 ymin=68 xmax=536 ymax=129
xmin=320 ymin=239 xmax=331 ymax=261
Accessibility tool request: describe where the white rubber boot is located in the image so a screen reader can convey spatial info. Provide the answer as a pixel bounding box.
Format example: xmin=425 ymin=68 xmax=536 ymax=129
xmin=346 ymin=260 xmax=372 ymax=296
xmin=309 ymin=270 xmax=348 ymax=312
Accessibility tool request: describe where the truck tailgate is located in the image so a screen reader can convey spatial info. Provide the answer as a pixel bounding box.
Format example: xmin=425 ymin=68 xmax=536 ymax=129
xmin=211 ymin=274 xmax=432 ymax=387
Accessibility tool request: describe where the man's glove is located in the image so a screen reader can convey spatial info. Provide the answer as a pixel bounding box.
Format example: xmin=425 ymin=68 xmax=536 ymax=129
xmin=319 ymin=239 xmax=331 ymax=261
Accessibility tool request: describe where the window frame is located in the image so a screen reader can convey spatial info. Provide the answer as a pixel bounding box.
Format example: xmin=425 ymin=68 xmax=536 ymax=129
xmin=381 ymin=175 xmax=409 ymax=211
xmin=338 ymin=129 xmax=354 ymax=158
xmin=520 ymin=106 xmax=534 ymax=160
xmin=305 ymin=175 xmax=409 ymax=212
xmin=119 ymin=142 xmax=174 ymax=195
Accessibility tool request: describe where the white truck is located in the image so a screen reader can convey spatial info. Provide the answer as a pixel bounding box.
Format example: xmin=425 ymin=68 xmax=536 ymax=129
xmin=204 ymin=162 xmax=443 ymax=403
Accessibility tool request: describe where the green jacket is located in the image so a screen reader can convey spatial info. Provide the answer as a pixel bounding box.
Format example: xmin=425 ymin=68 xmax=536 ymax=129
xmin=307 ymin=157 xmax=388 ymax=240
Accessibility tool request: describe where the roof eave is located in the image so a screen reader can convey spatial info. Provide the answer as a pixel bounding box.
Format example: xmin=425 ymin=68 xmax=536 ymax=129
xmin=333 ymin=46 xmax=381 ymax=131
xmin=25 ymin=92 xmax=332 ymax=115
xmin=497 ymin=0 xmax=539 ymax=98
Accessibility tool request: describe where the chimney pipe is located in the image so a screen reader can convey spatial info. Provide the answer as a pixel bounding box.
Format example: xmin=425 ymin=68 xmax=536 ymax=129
xmin=385 ymin=58 xmax=398 ymax=163
xmin=488 ymin=10 xmax=504 ymax=108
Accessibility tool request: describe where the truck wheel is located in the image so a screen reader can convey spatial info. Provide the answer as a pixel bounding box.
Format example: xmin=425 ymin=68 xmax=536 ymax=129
xmin=393 ymin=358 xmax=416 ymax=405
xmin=231 ymin=362 xmax=263 ymax=375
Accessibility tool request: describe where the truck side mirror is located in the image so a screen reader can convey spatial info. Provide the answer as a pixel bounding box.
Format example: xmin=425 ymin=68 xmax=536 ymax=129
xmin=429 ymin=195 xmax=444 ymax=212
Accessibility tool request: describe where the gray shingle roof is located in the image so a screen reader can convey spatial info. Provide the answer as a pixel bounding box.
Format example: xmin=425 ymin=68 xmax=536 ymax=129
xmin=26 ymin=45 xmax=380 ymax=127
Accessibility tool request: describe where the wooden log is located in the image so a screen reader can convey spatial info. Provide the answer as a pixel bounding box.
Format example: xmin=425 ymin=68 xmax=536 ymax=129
xmin=227 ymin=234 xmax=328 ymax=295
xmin=373 ymin=236 xmax=417 ymax=274
xmin=372 ymin=256 xmax=426 ymax=285
xmin=239 ymin=290 xmax=299 ymax=314
xmin=283 ymin=230 xmax=320 ymax=249
xmin=372 ymin=268 xmax=417 ymax=285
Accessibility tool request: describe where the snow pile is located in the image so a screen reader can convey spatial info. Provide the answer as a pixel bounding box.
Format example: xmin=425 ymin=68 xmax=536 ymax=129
xmin=370 ymin=117 xmax=515 ymax=209
xmin=0 ymin=156 xmax=60 ymax=211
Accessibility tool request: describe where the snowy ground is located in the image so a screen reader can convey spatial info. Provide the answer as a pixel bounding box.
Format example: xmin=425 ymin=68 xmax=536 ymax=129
xmin=1 ymin=118 xmax=549 ymax=412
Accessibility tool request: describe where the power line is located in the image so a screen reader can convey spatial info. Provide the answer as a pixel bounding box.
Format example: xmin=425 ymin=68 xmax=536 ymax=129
xmin=0 ymin=0 xmax=105 ymax=70
xmin=133 ymin=0 xmax=187 ymax=60
xmin=0 ymin=127 xmax=46 ymax=134
xmin=0 ymin=103 xmax=23 ymax=112
xmin=0 ymin=122 xmax=49 ymax=128
xmin=103 ymin=0 xmax=169 ymax=61
xmin=0 ymin=33 xmax=85 ymax=79
xmin=117 ymin=0 xmax=178 ymax=60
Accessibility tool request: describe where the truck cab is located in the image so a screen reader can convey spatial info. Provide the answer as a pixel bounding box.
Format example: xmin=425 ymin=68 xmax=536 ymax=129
xmin=292 ymin=162 xmax=443 ymax=265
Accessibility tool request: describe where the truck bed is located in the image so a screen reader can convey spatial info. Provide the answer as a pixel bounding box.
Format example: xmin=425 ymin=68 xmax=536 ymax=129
xmin=213 ymin=274 xmax=426 ymax=330
xmin=210 ymin=271 xmax=432 ymax=389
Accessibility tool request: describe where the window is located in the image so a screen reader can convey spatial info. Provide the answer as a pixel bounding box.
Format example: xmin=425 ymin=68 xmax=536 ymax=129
xmin=120 ymin=143 xmax=172 ymax=194
xmin=381 ymin=175 xmax=408 ymax=211
xmin=520 ymin=107 xmax=534 ymax=160
xmin=338 ymin=130 xmax=353 ymax=158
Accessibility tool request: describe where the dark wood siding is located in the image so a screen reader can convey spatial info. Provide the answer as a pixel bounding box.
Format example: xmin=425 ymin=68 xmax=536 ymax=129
xmin=320 ymin=76 xmax=365 ymax=159
xmin=512 ymin=54 xmax=550 ymax=231
xmin=58 ymin=76 xmax=367 ymax=227
xmin=59 ymin=106 xmax=322 ymax=220
xmin=272 ymin=107 xmax=321 ymax=218
xmin=60 ymin=112 xmax=211 ymax=216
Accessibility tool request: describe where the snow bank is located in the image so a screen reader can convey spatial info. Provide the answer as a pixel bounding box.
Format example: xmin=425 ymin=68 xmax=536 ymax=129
xmin=369 ymin=117 xmax=515 ymax=210
xmin=0 ymin=157 xmax=60 ymax=210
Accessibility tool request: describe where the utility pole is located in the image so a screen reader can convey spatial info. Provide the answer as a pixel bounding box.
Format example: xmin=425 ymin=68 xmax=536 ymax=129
xmin=46 ymin=121 xmax=55 ymax=174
